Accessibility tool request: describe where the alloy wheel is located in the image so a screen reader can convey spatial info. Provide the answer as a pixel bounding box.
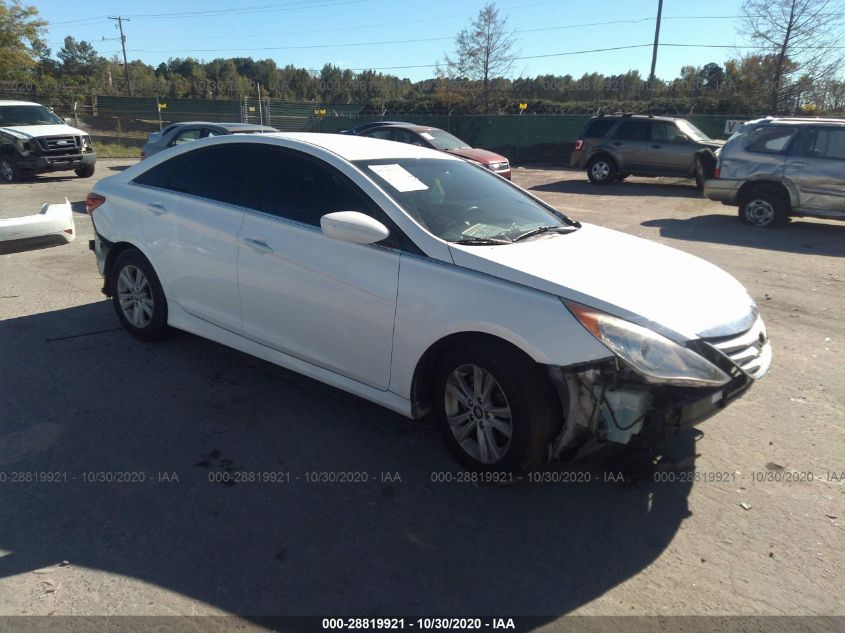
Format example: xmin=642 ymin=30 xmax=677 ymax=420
xmin=745 ymin=199 xmax=775 ymax=226
xmin=590 ymin=161 xmax=610 ymax=181
xmin=116 ymin=264 xmax=154 ymax=328
xmin=444 ymin=364 xmax=513 ymax=464
xmin=0 ymin=160 xmax=13 ymax=182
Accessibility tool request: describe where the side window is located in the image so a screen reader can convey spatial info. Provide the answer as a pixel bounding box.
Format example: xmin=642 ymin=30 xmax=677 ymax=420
xmin=367 ymin=128 xmax=395 ymax=141
xmin=134 ymin=144 xmax=252 ymax=207
xmin=805 ymin=128 xmax=845 ymax=160
xmin=393 ymin=130 xmax=418 ymax=145
xmin=204 ymin=128 xmax=224 ymax=138
xmin=651 ymin=122 xmax=680 ymax=142
xmin=583 ymin=119 xmax=614 ymax=138
xmin=614 ymin=120 xmax=650 ymax=141
xmin=170 ymin=129 xmax=202 ymax=146
xmin=746 ymin=127 xmax=795 ymax=154
xmin=253 ymin=146 xmax=402 ymax=248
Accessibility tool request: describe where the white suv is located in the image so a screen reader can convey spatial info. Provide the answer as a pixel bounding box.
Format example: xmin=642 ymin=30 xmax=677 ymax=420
xmin=0 ymin=100 xmax=96 ymax=182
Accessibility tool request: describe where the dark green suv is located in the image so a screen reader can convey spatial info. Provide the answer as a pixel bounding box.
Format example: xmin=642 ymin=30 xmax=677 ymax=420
xmin=570 ymin=114 xmax=723 ymax=187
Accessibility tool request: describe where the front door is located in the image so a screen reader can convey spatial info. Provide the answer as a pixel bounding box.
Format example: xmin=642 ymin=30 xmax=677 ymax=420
xmin=237 ymin=146 xmax=400 ymax=389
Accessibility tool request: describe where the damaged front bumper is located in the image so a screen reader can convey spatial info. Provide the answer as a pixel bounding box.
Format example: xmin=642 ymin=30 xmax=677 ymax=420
xmin=548 ymin=323 xmax=771 ymax=460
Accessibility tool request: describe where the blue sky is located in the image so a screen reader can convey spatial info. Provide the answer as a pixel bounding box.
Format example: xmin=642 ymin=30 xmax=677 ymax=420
xmin=37 ymin=0 xmax=753 ymax=81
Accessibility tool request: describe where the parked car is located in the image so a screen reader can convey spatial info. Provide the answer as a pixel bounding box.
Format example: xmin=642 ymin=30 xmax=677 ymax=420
xmin=704 ymin=117 xmax=845 ymax=227
xmin=140 ymin=121 xmax=279 ymax=158
xmin=87 ymin=133 xmax=770 ymax=474
xmin=347 ymin=123 xmax=512 ymax=180
xmin=0 ymin=100 xmax=96 ymax=182
xmin=340 ymin=121 xmax=408 ymax=135
xmin=570 ymin=114 xmax=724 ymax=188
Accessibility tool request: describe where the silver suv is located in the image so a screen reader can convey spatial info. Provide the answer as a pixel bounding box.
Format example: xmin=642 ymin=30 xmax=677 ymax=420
xmin=570 ymin=114 xmax=724 ymax=187
xmin=704 ymin=117 xmax=845 ymax=228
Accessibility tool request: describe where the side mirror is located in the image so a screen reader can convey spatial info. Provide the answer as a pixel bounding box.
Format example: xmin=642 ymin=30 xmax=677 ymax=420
xmin=320 ymin=211 xmax=389 ymax=244
xmin=674 ymin=134 xmax=690 ymax=144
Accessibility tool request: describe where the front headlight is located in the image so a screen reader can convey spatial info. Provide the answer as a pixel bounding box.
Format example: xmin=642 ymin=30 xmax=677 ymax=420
xmin=15 ymin=139 xmax=33 ymax=156
xmin=565 ymin=301 xmax=730 ymax=387
xmin=81 ymin=135 xmax=92 ymax=150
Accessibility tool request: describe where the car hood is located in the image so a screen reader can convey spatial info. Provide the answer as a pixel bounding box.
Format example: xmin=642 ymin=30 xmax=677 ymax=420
xmin=448 ymin=223 xmax=755 ymax=340
xmin=0 ymin=123 xmax=88 ymax=139
xmin=445 ymin=147 xmax=508 ymax=164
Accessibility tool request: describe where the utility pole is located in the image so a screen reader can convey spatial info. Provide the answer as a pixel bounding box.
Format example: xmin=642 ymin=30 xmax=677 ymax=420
xmin=109 ymin=16 xmax=132 ymax=96
xmin=648 ymin=0 xmax=664 ymax=90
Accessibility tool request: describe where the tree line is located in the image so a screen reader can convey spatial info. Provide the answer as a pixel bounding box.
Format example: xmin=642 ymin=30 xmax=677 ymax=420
xmin=1 ymin=0 xmax=843 ymax=116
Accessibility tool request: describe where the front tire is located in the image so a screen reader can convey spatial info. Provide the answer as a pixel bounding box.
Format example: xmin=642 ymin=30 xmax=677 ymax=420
xmin=433 ymin=343 xmax=560 ymax=475
xmin=0 ymin=156 xmax=21 ymax=183
xmin=586 ymin=155 xmax=617 ymax=185
xmin=739 ymin=188 xmax=788 ymax=228
xmin=110 ymin=249 xmax=170 ymax=341
xmin=75 ymin=164 xmax=95 ymax=178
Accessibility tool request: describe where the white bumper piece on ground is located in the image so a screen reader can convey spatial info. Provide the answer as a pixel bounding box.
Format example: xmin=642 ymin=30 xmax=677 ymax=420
xmin=0 ymin=198 xmax=75 ymax=243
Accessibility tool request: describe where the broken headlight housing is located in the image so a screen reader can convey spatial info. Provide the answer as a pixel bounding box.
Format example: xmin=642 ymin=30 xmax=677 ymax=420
xmin=565 ymin=301 xmax=731 ymax=387
xmin=15 ymin=139 xmax=34 ymax=157
xmin=81 ymin=135 xmax=92 ymax=151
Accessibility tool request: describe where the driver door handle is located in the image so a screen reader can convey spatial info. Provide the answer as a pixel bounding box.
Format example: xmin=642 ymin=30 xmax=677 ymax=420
xmin=611 ymin=141 xmax=622 ymax=146
xmin=147 ymin=202 xmax=167 ymax=215
xmin=651 ymin=144 xmax=662 ymax=149
xmin=243 ymin=237 xmax=274 ymax=254
xmin=790 ymin=161 xmax=809 ymax=168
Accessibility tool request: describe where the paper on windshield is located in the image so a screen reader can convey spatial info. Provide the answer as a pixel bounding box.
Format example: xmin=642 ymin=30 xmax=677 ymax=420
xmin=419 ymin=132 xmax=434 ymax=140
xmin=368 ymin=164 xmax=429 ymax=192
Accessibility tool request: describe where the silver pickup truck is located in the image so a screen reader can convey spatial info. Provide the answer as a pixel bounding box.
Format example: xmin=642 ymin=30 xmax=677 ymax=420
xmin=0 ymin=100 xmax=96 ymax=182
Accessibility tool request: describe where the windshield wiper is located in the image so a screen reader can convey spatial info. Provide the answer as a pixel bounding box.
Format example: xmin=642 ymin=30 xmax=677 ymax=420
xmin=511 ymin=225 xmax=579 ymax=242
xmin=454 ymin=237 xmax=512 ymax=246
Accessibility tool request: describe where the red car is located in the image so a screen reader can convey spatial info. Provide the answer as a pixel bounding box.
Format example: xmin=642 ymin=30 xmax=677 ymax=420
xmin=349 ymin=123 xmax=511 ymax=180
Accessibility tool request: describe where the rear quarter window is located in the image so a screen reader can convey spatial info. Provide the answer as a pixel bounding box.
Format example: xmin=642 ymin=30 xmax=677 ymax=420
xmin=746 ymin=127 xmax=796 ymax=154
xmin=582 ymin=119 xmax=614 ymax=138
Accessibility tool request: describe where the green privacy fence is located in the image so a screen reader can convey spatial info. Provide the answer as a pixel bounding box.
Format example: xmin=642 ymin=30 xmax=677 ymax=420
xmin=314 ymin=114 xmax=745 ymax=163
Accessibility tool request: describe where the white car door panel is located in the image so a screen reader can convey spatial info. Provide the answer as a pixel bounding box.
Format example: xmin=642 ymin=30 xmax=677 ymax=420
xmin=238 ymin=213 xmax=399 ymax=389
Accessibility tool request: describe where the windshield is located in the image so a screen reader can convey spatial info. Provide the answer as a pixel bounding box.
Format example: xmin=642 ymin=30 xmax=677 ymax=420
xmin=677 ymin=119 xmax=711 ymax=142
xmin=0 ymin=105 xmax=64 ymax=126
xmin=420 ymin=129 xmax=471 ymax=151
xmin=355 ymin=158 xmax=575 ymax=244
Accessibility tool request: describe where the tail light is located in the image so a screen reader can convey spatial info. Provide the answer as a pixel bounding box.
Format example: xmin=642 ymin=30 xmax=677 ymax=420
xmin=574 ymin=139 xmax=584 ymax=150
xmin=86 ymin=193 xmax=106 ymax=214
xmin=713 ymin=166 xmax=720 ymax=179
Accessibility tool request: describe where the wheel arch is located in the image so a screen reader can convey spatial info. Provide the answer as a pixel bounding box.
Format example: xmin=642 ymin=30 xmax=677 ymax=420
xmin=409 ymin=331 xmax=551 ymax=418
xmin=102 ymin=240 xmax=166 ymax=298
xmin=736 ymin=179 xmax=794 ymax=209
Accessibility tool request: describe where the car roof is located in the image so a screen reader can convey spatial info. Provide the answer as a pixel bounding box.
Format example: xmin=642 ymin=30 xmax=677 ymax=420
xmin=591 ymin=114 xmax=682 ymax=122
xmin=259 ymin=132 xmax=457 ymax=161
xmin=745 ymin=116 xmax=845 ymax=126
xmin=0 ymin=100 xmax=44 ymax=107
xmin=163 ymin=121 xmax=276 ymax=131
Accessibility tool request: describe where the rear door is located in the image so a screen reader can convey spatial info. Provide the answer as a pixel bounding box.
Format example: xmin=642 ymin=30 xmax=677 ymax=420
xmin=237 ymin=145 xmax=402 ymax=389
xmin=787 ymin=126 xmax=845 ymax=213
xmin=607 ymin=119 xmax=652 ymax=170
xmin=132 ymin=143 xmax=250 ymax=331
xmin=647 ymin=121 xmax=696 ymax=175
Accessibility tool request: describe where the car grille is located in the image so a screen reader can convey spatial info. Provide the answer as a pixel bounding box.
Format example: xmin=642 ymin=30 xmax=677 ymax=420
xmin=704 ymin=316 xmax=771 ymax=380
xmin=36 ymin=135 xmax=81 ymax=156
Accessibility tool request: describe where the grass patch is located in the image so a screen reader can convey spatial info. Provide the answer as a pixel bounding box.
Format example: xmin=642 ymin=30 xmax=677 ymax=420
xmin=93 ymin=142 xmax=142 ymax=158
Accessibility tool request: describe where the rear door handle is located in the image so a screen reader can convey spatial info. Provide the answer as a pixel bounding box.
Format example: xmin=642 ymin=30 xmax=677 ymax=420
xmin=790 ymin=161 xmax=809 ymax=168
xmin=612 ymin=141 xmax=622 ymax=146
xmin=651 ymin=144 xmax=662 ymax=149
xmin=147 ymin=202 xmax=167 ymax=215
xmin=242 ymin=237 xmax=274 ymax=254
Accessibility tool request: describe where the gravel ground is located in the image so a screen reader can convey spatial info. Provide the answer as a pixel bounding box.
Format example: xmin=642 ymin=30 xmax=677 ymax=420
xmin=0 ymin=159 xmax=842 ymax=626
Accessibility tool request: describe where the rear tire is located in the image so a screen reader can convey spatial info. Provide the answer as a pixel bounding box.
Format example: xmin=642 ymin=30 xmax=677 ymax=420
xmin=110 ymin=249 xmax=170 ymax=341
xmin=75 ymin=164 xmax=95 ymax=178
xmin=432 ymin=342 xmax=560 ymax=475
xmin=739 ymin=187 xmax=789 ymax=228
xmin=586 ymin=155 xmax=617 ymax=185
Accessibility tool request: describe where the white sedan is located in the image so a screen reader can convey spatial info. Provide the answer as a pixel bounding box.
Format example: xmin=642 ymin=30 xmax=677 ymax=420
xmin=86 ymin=133 xmax=771 ymax=474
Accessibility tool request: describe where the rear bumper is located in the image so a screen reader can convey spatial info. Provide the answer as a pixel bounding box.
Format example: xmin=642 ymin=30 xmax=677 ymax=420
xmin=703 ymin=178 xmax=741 ymax=204
xmin=0 ymin=199 xmax=75 ymax=243
xmin=16 ymin=152 xmax=96 ymax=174
xmin=569 ymin=150 xmax=585 ymax=169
